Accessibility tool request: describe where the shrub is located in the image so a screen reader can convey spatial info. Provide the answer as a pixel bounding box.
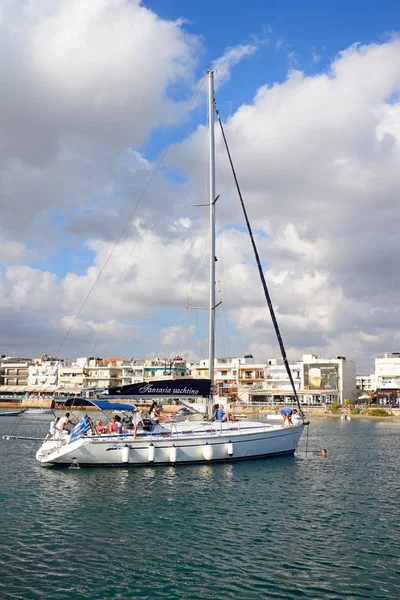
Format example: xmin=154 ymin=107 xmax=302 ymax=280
xmin=368 ymin=408 xmax=391 ymax=417
xmin=350 ymin=407 xmax=362 ymax=414
xmin=329 ymin=402 xmax=341 ymax=414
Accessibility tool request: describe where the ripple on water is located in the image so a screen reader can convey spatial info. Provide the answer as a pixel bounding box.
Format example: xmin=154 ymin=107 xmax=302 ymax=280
xmin=0 ymin=418 xmax=399 ymax=599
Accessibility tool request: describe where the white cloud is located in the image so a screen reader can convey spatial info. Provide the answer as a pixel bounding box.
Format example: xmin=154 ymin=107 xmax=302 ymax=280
xmin=159 ymin=325 xmax=196 ymax=348
xmin=212 ymin=44 xmax=258 ymax=87
xmin=168 ymin=37 xmax=400 ymax=368
xmin=1 ymin=3 xmax=400 ymax=372
xmin=0 ymin=0 xmax=201 ymax=239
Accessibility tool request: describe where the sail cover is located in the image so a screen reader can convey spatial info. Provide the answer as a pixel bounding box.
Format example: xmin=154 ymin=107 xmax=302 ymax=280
xmin=107 ymin=379 xmax=212 ymax=398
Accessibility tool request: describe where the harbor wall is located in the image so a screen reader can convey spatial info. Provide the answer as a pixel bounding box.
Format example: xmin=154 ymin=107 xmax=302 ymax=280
xmin=21 ymin=398 xmax=54 ymax=409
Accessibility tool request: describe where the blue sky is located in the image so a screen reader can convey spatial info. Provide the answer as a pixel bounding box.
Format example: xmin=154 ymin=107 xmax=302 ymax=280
xmin=141 ymin=0 xmax=399 ymax=164
xmin=147 ymin=0 xmax=398 ymax=99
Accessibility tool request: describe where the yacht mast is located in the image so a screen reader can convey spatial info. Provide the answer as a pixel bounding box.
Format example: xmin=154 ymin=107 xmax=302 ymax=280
xmin=207 ymin=70 xmax=216 ymax=417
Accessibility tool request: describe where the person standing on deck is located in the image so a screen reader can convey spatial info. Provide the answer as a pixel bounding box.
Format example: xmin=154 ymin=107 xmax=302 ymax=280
xmin=57 ymin=412 xmax=76 ymax=434
xmin=131 ymin=408 xmax=144 ymax=440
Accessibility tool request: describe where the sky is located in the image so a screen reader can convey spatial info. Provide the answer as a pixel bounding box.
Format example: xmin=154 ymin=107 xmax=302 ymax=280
xmin=1 ymin=0 xmax=400 ymax=373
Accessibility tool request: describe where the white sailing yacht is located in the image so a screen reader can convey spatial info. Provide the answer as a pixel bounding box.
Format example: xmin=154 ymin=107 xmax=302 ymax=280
xmin=35 ymin=71 xmax=306 ymax=467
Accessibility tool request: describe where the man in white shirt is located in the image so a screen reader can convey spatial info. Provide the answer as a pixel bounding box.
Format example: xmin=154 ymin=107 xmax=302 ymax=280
xmin=57 ymin=412 xmax=76 ymax=434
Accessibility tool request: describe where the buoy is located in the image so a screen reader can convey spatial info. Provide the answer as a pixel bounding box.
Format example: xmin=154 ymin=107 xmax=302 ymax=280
xmin=170 ymin=445 xmax=177 ymax=463
xmin=122 ymin=445 xmax=129 ymax=463
xmin=148 ymin=443 xmax=155 ymax=462
xmin=227 ymin=441 xmax=234 ymax=456
xmin=202 ymin=443 xmax=214 ymax=461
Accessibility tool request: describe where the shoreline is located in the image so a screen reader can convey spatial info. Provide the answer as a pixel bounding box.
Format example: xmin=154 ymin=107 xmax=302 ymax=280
xmin=0 ymin=401 xmax=399 ymax=419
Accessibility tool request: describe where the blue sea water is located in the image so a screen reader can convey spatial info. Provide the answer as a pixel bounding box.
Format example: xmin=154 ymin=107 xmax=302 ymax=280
xmin=0 ymin=416 xmax=399 ymax=600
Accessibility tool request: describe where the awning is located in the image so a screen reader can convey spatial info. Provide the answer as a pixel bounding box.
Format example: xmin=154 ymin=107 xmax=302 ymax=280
xmin=64 ymin=398 xmax=136 ymax=411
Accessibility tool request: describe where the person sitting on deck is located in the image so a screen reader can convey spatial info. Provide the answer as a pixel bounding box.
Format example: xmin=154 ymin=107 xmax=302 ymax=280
xmin=149 ymin=401 xmax=159 ymax=419
xmin=280 ymin=407 xmax=297 ymax=427
xmin=106 ymin=416 xmax=122 ymax=434
xmin=95 ymin=420 xmax=105 ymax=434
xmin=215 ymin=405 xmax=225 ymax=422
xmin=211 ymin=403 xmax=219 ymax=421
xmin=149 ymin=401 xmax=172 ymax=421
xmin=223 ymin=402 xmax=232 ymax=423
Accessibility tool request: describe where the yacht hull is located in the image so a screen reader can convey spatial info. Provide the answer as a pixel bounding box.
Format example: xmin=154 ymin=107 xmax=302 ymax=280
xmin=36 ymin=422 xmax=305 ymax=467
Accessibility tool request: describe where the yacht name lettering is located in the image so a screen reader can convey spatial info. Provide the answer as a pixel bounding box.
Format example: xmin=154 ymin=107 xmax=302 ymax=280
xmin=138 ymin=383 xmax=200 ymax=395
xmin=106 ymin=444 xmax=135 ymax=451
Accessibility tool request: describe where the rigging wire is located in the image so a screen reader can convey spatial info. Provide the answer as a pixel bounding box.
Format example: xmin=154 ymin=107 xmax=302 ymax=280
xmin=214 ymin=104 xmax=304 ymax=419
xmin=55 ymin=76 xmax=206 ymax=357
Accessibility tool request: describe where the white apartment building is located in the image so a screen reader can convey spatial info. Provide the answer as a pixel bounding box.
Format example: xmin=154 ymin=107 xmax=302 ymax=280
xmin=58 ymin=357 xmax=89 ymax=388
xmin=264 ymin=358 xmax=302 ymax=391
xmin=84 ymin=357 xmax=122 ymax=388
xmin=374 ymin=353 xmax=400 ymax=405
xmin=1 ymin=359 xmax=32 ymax=387
xmin=121 ymin=360 xmax=145 ymax=386
xmin=356 ymin=375 xmax=376 ymax=392
xmin=374 ymin=353 xmax=400 ymax=388
xmin=28 ymin=359 xmax=60 ymax=388
xmin=59 ymin=357 xmax=146 ymax=390
xmin=0 ymin=356 xmax=32 ymax=387
xmin=189 ymin=357 xmax=266 ymax=400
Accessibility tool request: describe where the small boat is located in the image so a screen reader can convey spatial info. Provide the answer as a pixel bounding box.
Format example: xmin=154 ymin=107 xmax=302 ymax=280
xmin=35 ymin=71 xmax=307 ymax=467
xmin=25 ymin=408 xmax=54 ymax=415
xmin=341 ymin=414 xmax=351 ymax=421
xmin=265 ymin=414 xmax=282 ymax=421
xmin=0 ymin=410 xmax=26 ymax=417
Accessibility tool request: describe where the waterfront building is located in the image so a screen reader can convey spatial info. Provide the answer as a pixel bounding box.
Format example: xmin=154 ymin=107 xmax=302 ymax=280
xmin=28 ymin=356 xmax=61 ymax=388
xmin=1 ymin=358 xmax=33 ymax=387
xmin=120 ymin=359 xmax=145 ymax=385
xmin=58 ymin=357 xmax=89 ymax=389
xmin=264 ymin=357 xmax=302 ymax=391
xmin=301 ymin=354 xmax=356 ymax=405
xmin=84 ymin=357 xmax=122 ymax=388
xmin=374 ymin=353 xmax=400 ymax=405
xmin=189 ymin=356 xmax=266 ymax=400
xmin=356 ymin=375 xmax=376 ymax=392
xmin=59 ymin=357 xmax=128 ymax=390
xmin=244 ymin=354 xmax=356 ymax=405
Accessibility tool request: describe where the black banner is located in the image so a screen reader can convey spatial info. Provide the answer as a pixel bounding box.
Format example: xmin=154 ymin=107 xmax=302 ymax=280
xmin=108 ymin=379 xmax=212 ymax=397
